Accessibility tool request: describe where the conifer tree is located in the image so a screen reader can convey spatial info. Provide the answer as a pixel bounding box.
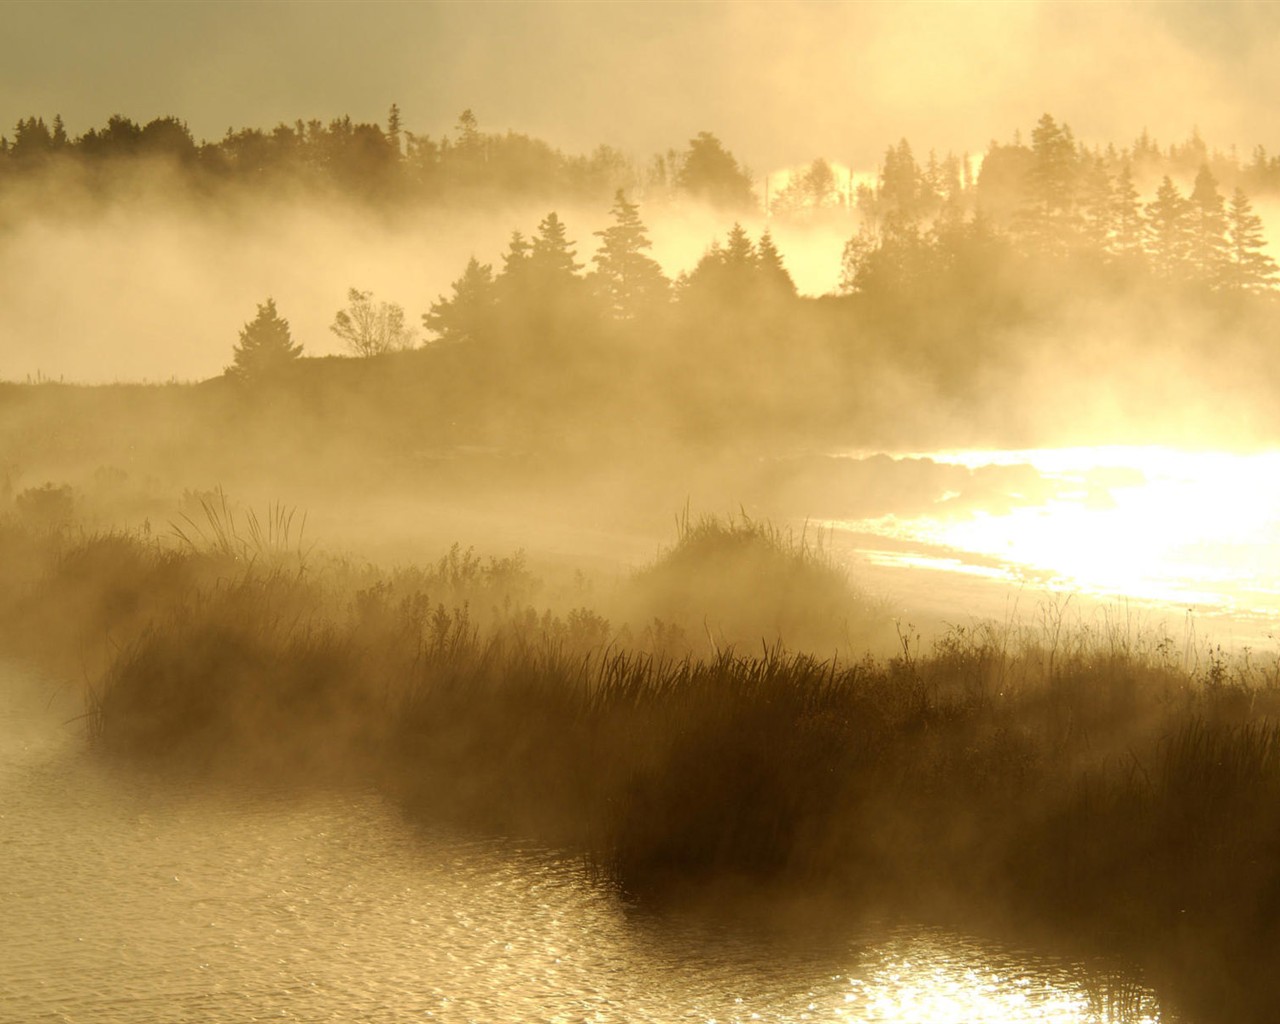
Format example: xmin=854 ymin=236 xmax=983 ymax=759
xmin=423 ymin=256 xmax=497 ymax=344
xmin=590 ymin=190 xmax=668 ymax=319
xmin=1225 ymin=187 xmax=1279 ymax=293
xmin=1109 ymin=162 xmax=1145 ymax=262
xmin=1144 ymin=176 xmax=1190 ymax=278
xmin=1016 ymin=114 xmax=1079 ymax=255
xmin=676 ymin=131 xmax=755 ymax=210
xmin=227 ymin=298 xmax=302 ymax=381
xmin=755 ymin=230 xmax=796 ymax=296
xmin=530 ymin=211 xmax=583 ymax=279
xmin=1187 ymin=165 xmax=1229 ymax=286
xmin=1078 ymin=158 xmax=1113 ymax=252
xmin=879 ymin=139 xmax=925 ymax=234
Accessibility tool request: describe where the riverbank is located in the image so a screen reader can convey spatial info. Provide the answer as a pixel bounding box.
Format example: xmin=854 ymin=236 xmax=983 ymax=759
xmin=4 ymin=511 xmax=1279 ymax=1020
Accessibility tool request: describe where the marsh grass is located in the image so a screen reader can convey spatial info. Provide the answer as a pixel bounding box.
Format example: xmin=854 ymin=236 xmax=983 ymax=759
xmin=624 ymin=510 xmax=881 ymax=656
xmin=5 ymin=511 xmax=1280 ymax=1017
xmin=171 ymin=486 xmax=309 ymax=568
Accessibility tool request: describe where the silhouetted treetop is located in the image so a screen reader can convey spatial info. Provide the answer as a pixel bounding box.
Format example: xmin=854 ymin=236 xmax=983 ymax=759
xmin=331 ymin=288 xmax=415 ymax=357
xmin=423 ymin=256 xmax=498 ymax=345
xmin=680 ymin=223 xmax=796 ymax=304
xmin=676 ymin=132 xmax=756 ymax=210
xmin=227 ymin=299 xmax=302 ymax=382
xmin=590 ymin=190 xmax=669 ymax=319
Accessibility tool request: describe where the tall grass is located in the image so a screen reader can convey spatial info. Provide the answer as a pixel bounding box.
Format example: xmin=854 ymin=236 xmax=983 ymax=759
xmin=4 ymin=510 xmax=1280 ymax=1018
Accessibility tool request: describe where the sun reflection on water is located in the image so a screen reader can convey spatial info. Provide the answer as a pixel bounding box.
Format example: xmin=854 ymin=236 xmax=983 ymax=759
xmin=833 ymin=930 xmax=1164 ymax=1024
xmin=832 ymin=446 xmax=1280 ymax=619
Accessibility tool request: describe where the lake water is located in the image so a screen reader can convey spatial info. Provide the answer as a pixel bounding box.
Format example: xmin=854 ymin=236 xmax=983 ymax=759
xmin=0 ymin=661 xmax=1177 ymax=1023
xmin=824 ymin=446 xmax=1280 ymax=650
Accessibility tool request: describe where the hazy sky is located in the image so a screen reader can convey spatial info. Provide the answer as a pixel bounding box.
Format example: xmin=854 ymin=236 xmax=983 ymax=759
xmin=4 ymin=1 xmax=1280 ymax=173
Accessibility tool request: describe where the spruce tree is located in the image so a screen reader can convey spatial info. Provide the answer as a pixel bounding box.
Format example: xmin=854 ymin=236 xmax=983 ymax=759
xmin=1225 ymin=187 xmax=1279 ymax=293
xmin=1144 ymin=176 xmax=1190 ymax=279
xmin=590 ymin=190 xmax=669 ymax=319
xmin=1016 ymin=114 xmax=1079 ymax=256
xmin=1109 ymin=162 xmax=1145 ymax=262
xmin=530 ymin=212 xmax=583 ymax=279
xmin=1078 ymin=158 xmax=1113 ymax=253
xmin=227 ymin=299 xmax=302 ymax=381
xmin=423 ymin=256 xmax=497 ymax=344
xmin=1187 ymin=165 xmax=1229 ymax=286
xmin=755 ymin=230 xmax=796 ymax=296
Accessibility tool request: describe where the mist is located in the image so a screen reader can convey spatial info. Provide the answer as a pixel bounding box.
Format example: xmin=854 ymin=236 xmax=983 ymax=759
xmin=6 ymin=3 xmax=1280 ymax=172
xmin=6 ymin=5 xmax=1280 ymax=1022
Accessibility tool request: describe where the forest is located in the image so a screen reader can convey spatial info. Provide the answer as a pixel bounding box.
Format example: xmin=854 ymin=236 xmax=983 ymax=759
xmin=5 ymin=108 xmax=1277 ymax=464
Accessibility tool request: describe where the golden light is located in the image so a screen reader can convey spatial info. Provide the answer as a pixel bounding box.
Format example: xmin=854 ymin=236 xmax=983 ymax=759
xmin=832 ymin=929 xmax=1164 ymax=1023
xmin=831 ymin=446 xmax=1280 ymax=619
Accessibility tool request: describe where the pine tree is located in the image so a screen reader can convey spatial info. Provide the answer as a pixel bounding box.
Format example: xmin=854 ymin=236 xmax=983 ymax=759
xmin=1109 ymin=162 xmax=1145 ymax=262
xmin=1187 ymin=165 xmax=1229 ymax=286
xmin=529 ymin=211 xmax=583 ymax=279
xmin=386 ymin=104 xmax=402 ymax=157
xmin=227 ymin=299 xmax=302 ymax=381
xmin=755 ymin=230 xmax=796 ymax=296
xmin=722 ymin=222 xmax=756 ymax=269
xmin=880 ymin=139 xmax=924 ymax=235
xmin=423 ymin=256 xmax=498 ymax=344
xmin=1078 ymin=158 xmax=1113 ymax=252
xmin=676 ymin=131 xmax=756 ymax=210
xmin=1225 ymin=187 xmax=1279 ymax=293
xmin=1144 ymin=176 xmax=1190 ymax=278
xmin=1016 ymin=114 xmax=1079 ymax=256
xmin=590 ymin=190 xmax=669 ymax=319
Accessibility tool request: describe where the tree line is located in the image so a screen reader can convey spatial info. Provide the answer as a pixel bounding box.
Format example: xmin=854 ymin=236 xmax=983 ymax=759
xmin=0 ymin=107 xmax=756 ymax=209
xmin=841 ymin=115 xmax=1278 ymax=297
xmin=6 ymin=106 xmax=1280 ymax=215
xmin=228 ymin=113 xmax=1277 ymax=382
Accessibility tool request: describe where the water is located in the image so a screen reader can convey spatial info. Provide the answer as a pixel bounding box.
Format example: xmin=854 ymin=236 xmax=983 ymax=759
xmin=0 ymin=662 xmax=1173 ymax=1023
xmin=824 ymin=446 xmax=1280 ymax=649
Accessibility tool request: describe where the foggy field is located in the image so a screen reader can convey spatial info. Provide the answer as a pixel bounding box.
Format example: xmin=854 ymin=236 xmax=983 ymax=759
xmin=7 ymin=9 xmax=1280 ymax=1017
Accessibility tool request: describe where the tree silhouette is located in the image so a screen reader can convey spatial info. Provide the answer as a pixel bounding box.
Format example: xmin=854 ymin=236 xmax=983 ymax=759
xmin=879 ymin=139 xmax=928 ymax=233
xmin=1109 ymin=162 xmax=1145 ymax=262
xmin=331 ymin=288 xmax=415 ymax=357
xmin=755 ymin=230 xmax=796 ymax=296
xmin=1225 ymin=187 xmax=1279 ymax=293
xmin=1145 ymin=176 xmax=1190 ymax=279
xmin=1187 ymin=165 xmax=1229 ymax=286
xmin=1077 ymin=158 xmax=1113 ymax=252
xmin=676 ymin=132 xmax=755 ymax=210
xmin=681 ymin=224 xmax=795 ymax=303
xmin=771 ymin=158 xmax=841 ymax=219
xmin=424 ymin=256 xmax=498 ymax=344
xmin=530 ymin=211 xmax=583 ymax=280
xmin=1016 ymin=114 xmax=1079 ymax=255
xmin=590 ymin=190 xmax=668 ymax=319
xmin=227 ymin=299 xmax=302 ymax=381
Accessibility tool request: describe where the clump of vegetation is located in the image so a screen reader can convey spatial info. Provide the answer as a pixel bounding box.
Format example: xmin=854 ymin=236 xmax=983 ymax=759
xmin=4 ymin=509 xmax=1280 ymax=1018
xmin=625 ymin=511 xmax=880 ymax=656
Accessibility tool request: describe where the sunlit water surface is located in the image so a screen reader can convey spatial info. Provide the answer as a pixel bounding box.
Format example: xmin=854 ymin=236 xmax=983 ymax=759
xmin=827 ymin=446 xmax=1280 ymax=645
xmin=0 ymin=664 xmax=1176 ymax=1024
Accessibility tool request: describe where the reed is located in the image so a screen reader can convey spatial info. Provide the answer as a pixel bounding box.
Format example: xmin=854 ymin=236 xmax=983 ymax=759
xmin=5 ymin=510 xmax=1280 ymax=1017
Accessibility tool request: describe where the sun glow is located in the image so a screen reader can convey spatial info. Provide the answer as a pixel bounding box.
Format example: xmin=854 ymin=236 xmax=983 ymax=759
xmin=832 ymin=930 xmax=1163 ymax=1023
xmin=833 ymin=446 xmax=1280 ymax=617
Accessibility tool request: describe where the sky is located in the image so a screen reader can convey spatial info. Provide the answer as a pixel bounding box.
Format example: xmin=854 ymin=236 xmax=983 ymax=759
xmin=3 ymin=1 xmax=1280 ymax=175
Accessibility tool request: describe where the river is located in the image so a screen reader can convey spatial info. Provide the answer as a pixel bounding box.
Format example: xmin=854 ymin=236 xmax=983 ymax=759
xmin=0 ymin=660 xmax=1177 ymax=1023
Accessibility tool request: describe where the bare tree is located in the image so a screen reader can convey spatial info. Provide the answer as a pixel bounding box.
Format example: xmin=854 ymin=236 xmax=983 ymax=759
xmin=330 ymin=288 xmax=416 ymax=357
